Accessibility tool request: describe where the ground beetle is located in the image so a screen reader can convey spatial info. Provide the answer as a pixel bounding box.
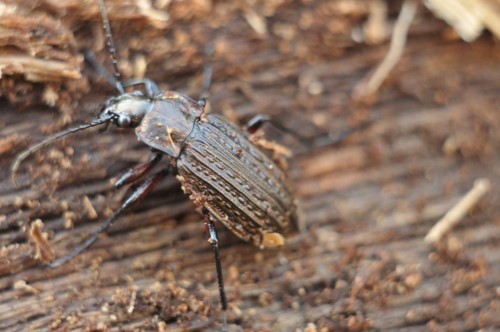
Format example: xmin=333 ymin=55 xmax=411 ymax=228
xmin=11 ymin=0 xmax=298 ymax=329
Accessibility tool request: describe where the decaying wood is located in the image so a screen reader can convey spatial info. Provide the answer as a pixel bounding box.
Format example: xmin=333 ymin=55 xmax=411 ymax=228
xmin=1 ymin=1 xmax=499 ymax=331
xmin=424 ymin=0 xmax=500 ymax=41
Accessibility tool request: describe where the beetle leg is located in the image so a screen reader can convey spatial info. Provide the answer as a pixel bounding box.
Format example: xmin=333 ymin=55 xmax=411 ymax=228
xmin=205 ymin=216 xmax=228 ymax=331
xmin=197 ymin=42 xmax=215 ymax=107
xmin=246 ymin=114 xmax=377 ymax=151
xmin=83 ymin=49 xmax=161 ymax=97
xmin=83 ymin=48 xmax=118 ymax=88
xmin=246 ymin=114 xmax=305 ymax=138
xmin=245 ymin=114 xmax=272 ymax=134
xmin=245 ymin=114 xmax=314 ymax=142
xmin=115 ymin=152 xmax=163 ymax=188
xmin=303 ymin=113 xmax=378 ymax=150
xmin=244 ymin=115 xmax=292 ymax=170
xmin=48 ymin=168 xmax=170 ymax=268
xmin=123 ymin=79 xmax=162 ymax=97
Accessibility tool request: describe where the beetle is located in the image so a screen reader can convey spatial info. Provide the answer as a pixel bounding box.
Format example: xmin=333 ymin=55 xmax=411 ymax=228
xmin=11 ymin=0 xmax=298 ymax=329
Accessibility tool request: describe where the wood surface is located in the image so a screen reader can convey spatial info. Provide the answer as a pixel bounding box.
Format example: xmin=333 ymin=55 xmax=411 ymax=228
xmin=0 ymin=1 xmax=499 ymax=331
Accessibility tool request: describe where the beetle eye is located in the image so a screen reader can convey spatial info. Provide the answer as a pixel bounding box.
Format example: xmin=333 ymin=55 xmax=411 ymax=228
xmin=117 ymin=115 xmax=131 ymax=127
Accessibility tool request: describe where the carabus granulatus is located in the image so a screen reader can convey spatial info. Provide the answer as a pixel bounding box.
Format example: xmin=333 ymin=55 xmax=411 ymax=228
xmin=11 ymin=0 xmax=298 ymax=330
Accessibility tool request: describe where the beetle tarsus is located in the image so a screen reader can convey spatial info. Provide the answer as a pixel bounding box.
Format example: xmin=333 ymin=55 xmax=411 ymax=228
xmin=222 ymin=310 xmax=228 ymax=332
xmin=206 ymin=218 xmax=228 ymax=331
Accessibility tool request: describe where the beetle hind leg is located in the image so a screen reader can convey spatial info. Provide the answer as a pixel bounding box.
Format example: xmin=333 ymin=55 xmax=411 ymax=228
xmin=203 ymin=211 xmax=228 ymax=331
xmin=48 ymin=167 xmax=170 ymax=268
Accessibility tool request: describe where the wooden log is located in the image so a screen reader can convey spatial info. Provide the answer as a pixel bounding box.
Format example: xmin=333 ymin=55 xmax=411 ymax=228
xmin=1 ymin=1 xmax=498 ymax=331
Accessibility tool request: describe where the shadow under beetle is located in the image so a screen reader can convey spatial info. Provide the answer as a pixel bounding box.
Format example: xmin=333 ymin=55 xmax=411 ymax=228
xmin=11 ymin=0 xmax=298 ymax=329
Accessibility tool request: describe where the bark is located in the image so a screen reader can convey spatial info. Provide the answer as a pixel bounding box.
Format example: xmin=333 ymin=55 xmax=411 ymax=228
xmin=0 ymin=1 xmax=499 ymax=331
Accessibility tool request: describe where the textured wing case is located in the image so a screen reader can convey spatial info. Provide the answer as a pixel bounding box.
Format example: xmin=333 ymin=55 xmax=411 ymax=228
xmin=176 ymin=114 xmax=298 ymax=247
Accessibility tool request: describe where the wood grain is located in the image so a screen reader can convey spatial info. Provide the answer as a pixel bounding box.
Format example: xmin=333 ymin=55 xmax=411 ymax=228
xmin=1 ymin=1 xmax=498 ymax=331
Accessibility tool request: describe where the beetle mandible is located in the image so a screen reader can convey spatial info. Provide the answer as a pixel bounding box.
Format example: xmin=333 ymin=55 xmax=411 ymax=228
xmin=11 ymin=0 xmax=298 ymax=329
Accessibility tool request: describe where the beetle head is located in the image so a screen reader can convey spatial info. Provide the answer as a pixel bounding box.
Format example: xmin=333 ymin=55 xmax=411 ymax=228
xmin=100 ymin=92 xmax=154 ymax=129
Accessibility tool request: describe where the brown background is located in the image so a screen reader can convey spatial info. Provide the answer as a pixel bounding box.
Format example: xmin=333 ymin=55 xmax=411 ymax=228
xmin=0 ymin=1 xmax=499 ymax=331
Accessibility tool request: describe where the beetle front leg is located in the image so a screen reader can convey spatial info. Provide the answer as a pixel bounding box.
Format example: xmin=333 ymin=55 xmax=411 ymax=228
xmin=48 ymin=167 xmax=170 ymax=268
xmin=83 ymin=49 xmax=118 ymax=88
xmin=83 ymin=49 xmax=162 ymax=97
xmin=205 ymin=216 xmax=228 ymax=331
xmin=115 ymin=152 xmax=163 ymax=188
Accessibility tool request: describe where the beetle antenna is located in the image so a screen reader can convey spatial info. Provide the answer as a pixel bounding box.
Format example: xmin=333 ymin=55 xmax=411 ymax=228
xmin=11 ymin=116 xmax=111 ymax=188
xmin=98 ymin=0 xmax=125 ymax=94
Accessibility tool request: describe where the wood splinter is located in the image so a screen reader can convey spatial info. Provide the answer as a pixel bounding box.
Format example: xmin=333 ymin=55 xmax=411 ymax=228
xmin=424 ymin=178 xmax=491 ymax=244
xmin=28 ymin=219 xmax=55 ymax=264
xmin=352 ymin=0 xmax=418 ymax=103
